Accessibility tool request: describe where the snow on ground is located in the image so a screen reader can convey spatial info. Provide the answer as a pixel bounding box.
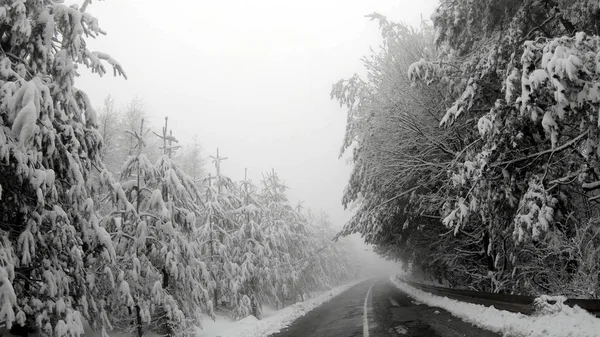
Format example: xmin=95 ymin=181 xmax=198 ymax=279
xmin=391 ymin=275 xmax=600 ymax=337
xmin=198 ymin=279 xmax=366 ymax=337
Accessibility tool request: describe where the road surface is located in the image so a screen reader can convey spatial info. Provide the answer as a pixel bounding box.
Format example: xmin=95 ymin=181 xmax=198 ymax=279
xmin=268 ymin=278 xmax=500 ymax=337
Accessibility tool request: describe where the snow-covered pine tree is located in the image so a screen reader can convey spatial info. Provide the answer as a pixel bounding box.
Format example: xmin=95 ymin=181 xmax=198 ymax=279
xmin=97 ymin=95 xmax=163 ymax=178
xmin=122 ymin=97 xmax=147 ymax=157
xmin=97 ymin=94 xmax=122 ymax=171
xmin=199 ymin=149 xmax=240 ymax=311
xmin=257 ymin=177 xmax=357 ymax=306
xmin=0 ymin=1 xmax=124 ymax=336
xmin=258 ymin=171 xmax=311 ymax=307
xmin=287 ymin=206 xmax=361 ymax=301
xmin=175 ymin=135 xmax=205 ymax=184
xmin=284 ymin=203 xmax=319 ymax=302
xmin=300 ymin=210 xmax=355 ymax=292
xmin=229 ymin=169 xmax=273 ymax=319
xmin=258 ymin=171 xmax=289 ymax=308
xmin=152 ymin=117 xmax=212 ymax=335
xmin=99 ymin=117 xmax=213 ymax=337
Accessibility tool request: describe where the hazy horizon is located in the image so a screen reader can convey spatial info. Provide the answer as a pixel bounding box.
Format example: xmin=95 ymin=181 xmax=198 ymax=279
xmin=75 ymin=0 xmax=438 ymax=229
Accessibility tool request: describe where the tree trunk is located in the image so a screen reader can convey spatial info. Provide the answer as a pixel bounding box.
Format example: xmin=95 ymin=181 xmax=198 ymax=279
xmin=251 ymin=294 xmax=261 ymax=320
xmin=483 ymin=231 xmax=495 ymax=272
xmin=135 ymin=305 xmax=143 ymax=337
xmin=160 ymin=269 xmax=174 ymax=337
xmin=214 ymin=288 xmax=219 ymax=310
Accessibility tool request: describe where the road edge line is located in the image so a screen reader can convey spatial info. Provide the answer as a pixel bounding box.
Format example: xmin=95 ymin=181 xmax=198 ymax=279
xmin=363 ymin=283 xmax=374 ymax=337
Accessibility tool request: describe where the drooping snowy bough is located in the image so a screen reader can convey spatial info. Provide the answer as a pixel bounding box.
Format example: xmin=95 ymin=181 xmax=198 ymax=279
xmin=0 ymin=1 xmax=125 ymax=337
xmin=414 ymin=1 xmax=600 ymax=295
xmin=335 ymin=1 xmax=600 ymax=297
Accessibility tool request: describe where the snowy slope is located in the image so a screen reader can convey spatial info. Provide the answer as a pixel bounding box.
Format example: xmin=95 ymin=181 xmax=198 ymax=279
xmin=391 ymin=276 xmax=600 ymax=337
xmin=198 ymin=279 xmax=366 ymax=337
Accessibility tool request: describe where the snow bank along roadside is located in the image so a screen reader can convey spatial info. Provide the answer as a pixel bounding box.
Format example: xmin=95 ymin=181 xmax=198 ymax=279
xmin=391 ymin=276 xmax=600 ymax=337
xmin=198 ymin=278 xmax=368 ymax=337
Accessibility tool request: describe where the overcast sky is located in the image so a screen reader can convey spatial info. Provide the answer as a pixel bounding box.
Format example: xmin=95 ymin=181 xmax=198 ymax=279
xmin=77 ymin=0 xmax=438 ymax=228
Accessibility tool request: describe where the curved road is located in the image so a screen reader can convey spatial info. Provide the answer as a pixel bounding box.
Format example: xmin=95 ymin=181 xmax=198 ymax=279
xmin=268 ymin=278 xmax=500 ymax=337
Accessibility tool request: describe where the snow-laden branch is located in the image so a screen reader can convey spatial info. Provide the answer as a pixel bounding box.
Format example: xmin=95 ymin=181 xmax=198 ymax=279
xmin=93 ymin=51 xmax=128 ymax=79
xmin=582 ymin=181 xmax=600 ymax=190
xmin=80 ymin=0 xmax=91 ymax=13
xmin=492 ymin=132 xmax=587 ymax=167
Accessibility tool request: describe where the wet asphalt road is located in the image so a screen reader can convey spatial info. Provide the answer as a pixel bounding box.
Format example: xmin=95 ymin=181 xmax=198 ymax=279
xmin=268 ymin=278 xmax=500 ymax=337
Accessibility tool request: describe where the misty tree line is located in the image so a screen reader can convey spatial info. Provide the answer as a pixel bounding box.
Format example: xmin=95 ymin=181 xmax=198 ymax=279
xmin=0 ymin=2 xmax=359 ymax=337
xmin=335 ymin=0 xmax=600 ymax=298
xmin=96 ymin=111 xmax=359 ymax=336
xmin=96 ymin=95 xmax=206 ymax=181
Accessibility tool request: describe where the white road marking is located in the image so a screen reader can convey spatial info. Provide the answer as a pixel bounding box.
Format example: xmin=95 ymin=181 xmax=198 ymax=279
xmin=363 ymin=283 xmax=374 ymax=337
xmin=389 ymin=298 xmax=399 ymax=307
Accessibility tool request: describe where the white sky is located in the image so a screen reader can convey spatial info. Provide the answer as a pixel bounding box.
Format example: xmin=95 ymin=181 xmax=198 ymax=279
xmin=77 ymin=0 xmax=438 ymax=228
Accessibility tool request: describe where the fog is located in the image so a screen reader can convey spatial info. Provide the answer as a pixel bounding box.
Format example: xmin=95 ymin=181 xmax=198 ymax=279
xmin=76 ymin=0 xmax=437 ymax=267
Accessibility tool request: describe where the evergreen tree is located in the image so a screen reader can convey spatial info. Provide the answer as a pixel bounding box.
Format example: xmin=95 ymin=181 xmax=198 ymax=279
xmin=97 ymin=94 xmax=123 ymax=174
xmin=302 ymin=210 xmax=356 ymax=291
xmin=0 ymin=1 xmax=124 ymax=336
xmin=229 ymin=169 xmax=272 ymax=319
xmin=175 ymin=135 xmax=205 ymax=184
xmin=198 ymin=149 xmax=239 ymax=311
xmin=258 ymin=171 xmax=308 ymax=307
xmin=99 ymin=117 xmax=213 ymax=337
